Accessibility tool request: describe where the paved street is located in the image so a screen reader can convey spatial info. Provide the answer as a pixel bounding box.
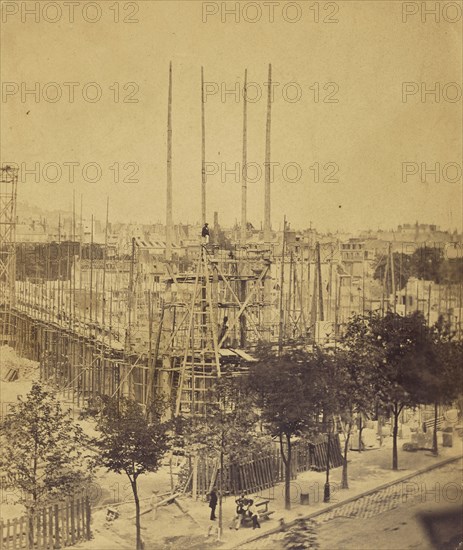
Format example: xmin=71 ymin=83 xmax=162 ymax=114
xmin=241 ymin=458 xmax=463 ymax=549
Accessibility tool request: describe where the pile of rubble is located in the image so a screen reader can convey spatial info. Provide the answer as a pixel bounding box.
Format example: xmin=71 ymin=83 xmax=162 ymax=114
xmin=0 ymin=346 xmax=38 ymax=382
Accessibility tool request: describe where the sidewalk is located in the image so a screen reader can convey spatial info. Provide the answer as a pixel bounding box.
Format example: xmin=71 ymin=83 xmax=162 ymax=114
xmin=181 ymin=434 xmax=461 ymax=549
xmin=73 ymin=434 xmax=462 ymax=550
xmin=222 ymin=436 xmax=463 ymax=549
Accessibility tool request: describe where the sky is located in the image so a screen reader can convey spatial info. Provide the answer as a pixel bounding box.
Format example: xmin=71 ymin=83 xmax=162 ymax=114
xmin=1 ymin=0 xmax=462 ymax=232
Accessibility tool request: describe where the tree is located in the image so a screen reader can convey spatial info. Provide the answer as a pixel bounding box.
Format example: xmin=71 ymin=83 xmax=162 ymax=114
xmin=0 ymin=383 xmax=91 ymax=545
xmin=410 ymin=246 xmax=443 ymax=283
xmin=368 ymin=312 xmax=431 ymax=470
xmin=338 ymin=316 xmax=384 ymax=487
xmin=413 ymin=317 xmax=463 ymax=455
xmin=86 ymin=395 xmax=170 ymax=550
xmin=181 ymin=377 xmax=262 ymax=538
xmin=249 ymin=348 xmax=322 ymax=510
xmin=374 ymin=252 xmax=412 ymax=290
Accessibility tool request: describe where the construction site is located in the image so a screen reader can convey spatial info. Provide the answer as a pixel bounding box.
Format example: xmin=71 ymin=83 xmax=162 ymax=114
xmin=1 ymin=63 xmax=463 ymax=421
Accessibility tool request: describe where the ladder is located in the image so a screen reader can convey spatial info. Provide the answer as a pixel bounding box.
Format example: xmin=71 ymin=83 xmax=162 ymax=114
xmin=175 ymin=246 xmax=221 ymax=417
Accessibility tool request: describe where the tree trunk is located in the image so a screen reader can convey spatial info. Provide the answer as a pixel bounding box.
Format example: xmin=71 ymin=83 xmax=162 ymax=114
xmin=358 ymin=415 xmax=364 ymax=452
xmin=131 ymin=478 xmax=142 ymax=550
xmin=341 ymin=421 xmax=352 ymax=489
xmin=377 ymin=414 xmax=383 ymax=447
xmin=27 ymin=509 xmax=34 ymax=549
xmin=279 ymin=432 xmax=292 ymax=510
xmin=218 ymin=443 xmax=224 ymax=541
xmin=285 ymin=433 xmax=292 ymax=510
xmin=433 ymin=401 xmax=438 ymax=456
xmin=392 ymin=406 xmax=399 ymax=471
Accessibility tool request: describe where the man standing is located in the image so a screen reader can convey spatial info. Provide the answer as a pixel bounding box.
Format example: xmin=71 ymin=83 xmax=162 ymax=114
xmin=202 ymin=223 xmax=210 ymax=245
xmin=208 ymin=488 xmax=218 ymax=521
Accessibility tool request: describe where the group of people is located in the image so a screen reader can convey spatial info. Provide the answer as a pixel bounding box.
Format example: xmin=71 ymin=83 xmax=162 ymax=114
xmin=207 ymin=490 xmax=260 ymax=530
xmin=231 ymin=494 xmax=261 ymax=530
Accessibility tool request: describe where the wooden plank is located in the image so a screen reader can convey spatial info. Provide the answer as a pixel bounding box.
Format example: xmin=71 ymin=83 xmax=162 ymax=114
xmin=70 ymin=498 xmax=75 ymax=545
xmin=85 ymin=496 xmax=91 ymax=540
xmin=11 ymin=518 xmax=17 ymax=550
xmin=6 ymin=520 xmax=10 ymax=550
xmin=76 ymin=497 xmax=81 ymax=539
xmin=80 ymin=496 xmax=85 ymax=536
xmin=48 ymin=505 xmax=53 ymax=548
xmin=41 ymin=508 xmax=47 ymax=550
xmin=36 ymin=513 xmax=41 ymax=550
xmin=18 ymin=518 xmax=24 ymax=550
xmin=54 ymin=504 xmax=60 ymax=549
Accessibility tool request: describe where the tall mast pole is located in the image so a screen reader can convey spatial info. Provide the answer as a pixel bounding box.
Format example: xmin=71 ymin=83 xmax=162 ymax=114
xmin=264 ymin=63 xmax=272 ymax=243
xmin=102 ymin=197 xmax=109 ymax=327
xmin=241 ymin=68 xmax=248 ymax=245
xmin=201 ymin=66 xmax=206 ymax=226
xmin=278 ymin=216 xmax=286 ymax=354
xmin=166 ymin=62 xmax=173 ymax=261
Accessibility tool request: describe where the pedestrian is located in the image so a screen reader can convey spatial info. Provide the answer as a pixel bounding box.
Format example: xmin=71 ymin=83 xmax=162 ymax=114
xmin=246 ymin=499 xmax=260 ymax=529
xmin=202 ymin=223 xmax=210 ymax=245
xmin=208 ymin=487 xmax=218 ymax=521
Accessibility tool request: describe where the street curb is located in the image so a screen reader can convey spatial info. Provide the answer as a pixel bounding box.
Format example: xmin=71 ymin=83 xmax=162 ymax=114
xmin=232 ymin=453 xmax=462 ymax=548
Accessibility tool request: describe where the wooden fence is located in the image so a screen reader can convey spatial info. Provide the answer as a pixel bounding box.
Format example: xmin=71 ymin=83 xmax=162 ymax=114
xmin=187 ymin=435 xmax=344 ymax=498
xmin=0 ymin=494 xmax=91 ymax=549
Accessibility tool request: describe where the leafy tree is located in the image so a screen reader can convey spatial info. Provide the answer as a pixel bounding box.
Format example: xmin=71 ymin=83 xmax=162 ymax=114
xmin=339 ymin=315 xmax=386 ymax=485
xmin=183 ymin=377 xmax=261 ymax=462
xmin=321 ymin=344 xmax=377 ymax=488
xmin=374 ymin=246 xmax=462 ymax=288
xmin=181 ymin=377 xmax=263 ymax=537
xmin=85 ymin=395 xmax=170 ymax=550
xmin=439 ymin=257 xmax=463 ymax=284
xmin=413 ymin=317 xmax=463 ymax=455
xmin=368 ymin=312 xmax=431 ymax=470
xmin=0 ymin=383 xmax=91 ymax=545
xmin=248 ymin=347 xmax=322 ymax=510
xmin=411 ymin=246 xmax=443 ymax=283
xmin=374 ymin=252 xmax=412 ymax=291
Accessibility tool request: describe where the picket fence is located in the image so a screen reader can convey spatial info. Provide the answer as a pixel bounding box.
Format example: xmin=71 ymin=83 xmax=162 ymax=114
xmin=187 ymin=435 xmax=344 ymax=498
xmin=0 ymin=494 xmax=91 ymax=549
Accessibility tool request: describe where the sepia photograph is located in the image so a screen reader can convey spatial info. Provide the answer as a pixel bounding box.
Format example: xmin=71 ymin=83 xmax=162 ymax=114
xmin=0 ymin=1 xmax=462 ymax=549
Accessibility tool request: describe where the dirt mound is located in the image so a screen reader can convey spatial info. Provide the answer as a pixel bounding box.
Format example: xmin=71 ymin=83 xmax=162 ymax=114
xmin=0 ymin=346 xmax=39 ymax=381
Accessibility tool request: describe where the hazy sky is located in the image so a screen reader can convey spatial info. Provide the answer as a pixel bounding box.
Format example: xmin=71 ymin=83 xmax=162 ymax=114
xmin=1 ymin=0 xmax=462 ymax=232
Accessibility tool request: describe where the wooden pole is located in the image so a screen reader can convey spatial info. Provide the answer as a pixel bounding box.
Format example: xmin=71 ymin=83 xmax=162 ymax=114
xmin=241 ymin=68 xmax=248 ymax=245
xmin=278 ymin=217 xmax=286 ymax=353
xmin=201 ymin=67 xmax=206 ymax=226
xmin=102 ymin=198 xmax=109 ymax=328
xmin=166 ymin=62 xmax=173 ymax=261
xmin=264 ymin=64 xmax=272 ymax=243
xmin=390 ymin=243 xmax=396 ymax=313
xmin=317 ymin=242 xmax=324 ymax=321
